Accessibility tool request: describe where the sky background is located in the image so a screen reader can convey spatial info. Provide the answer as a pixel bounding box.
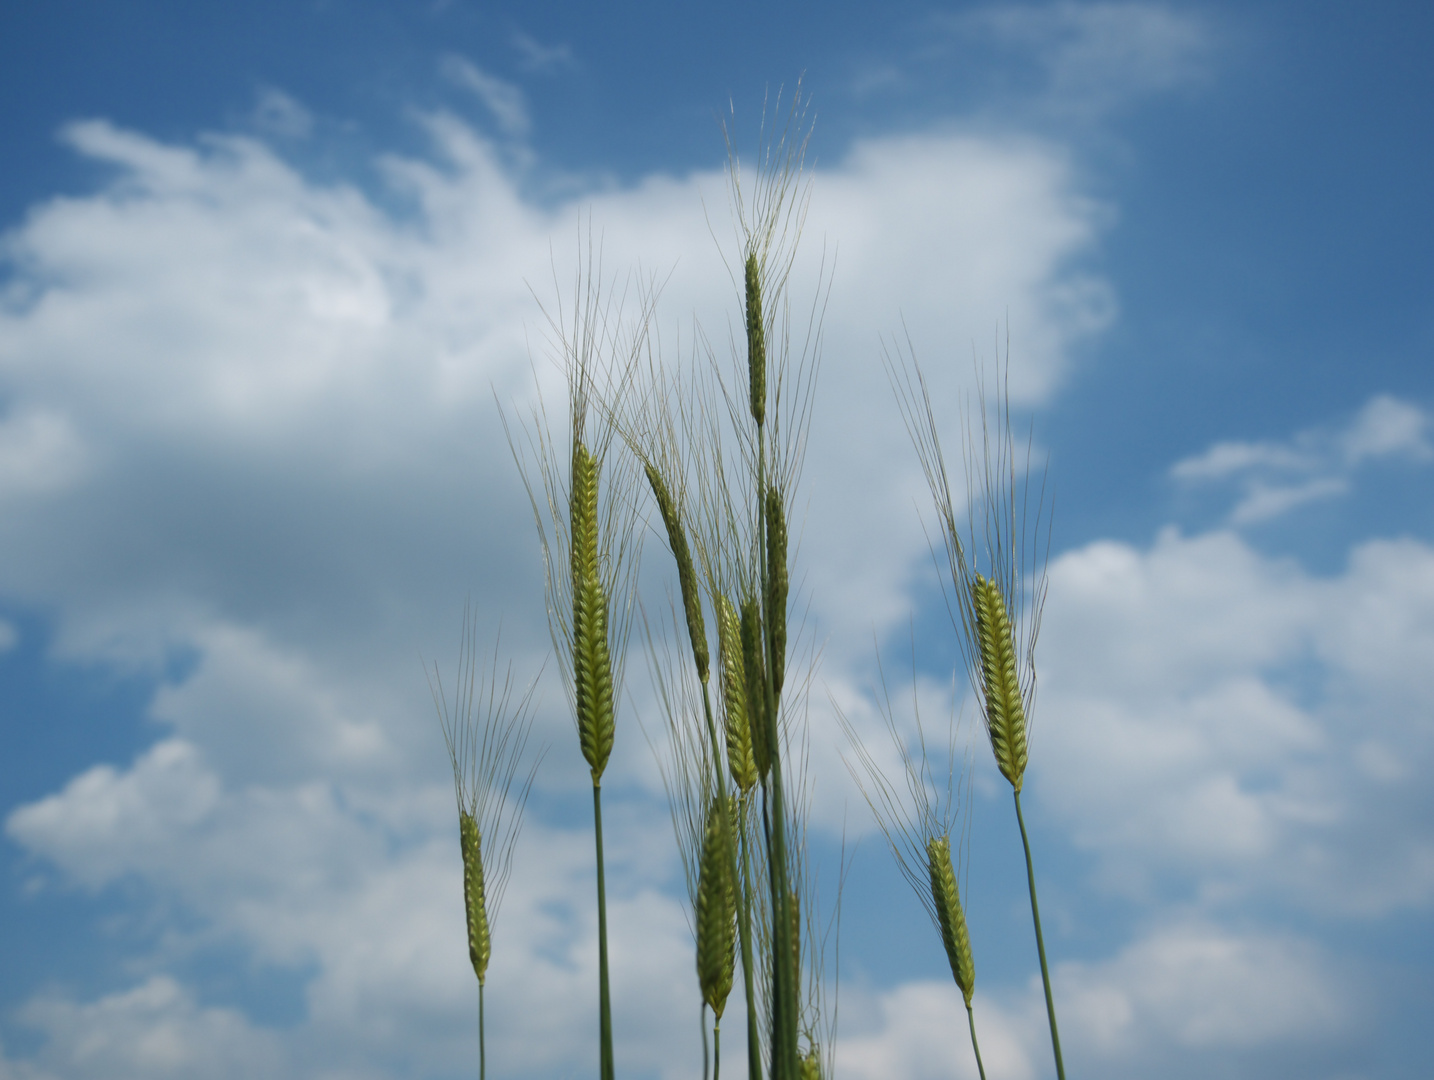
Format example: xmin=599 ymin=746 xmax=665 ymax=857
xmin=2 ymin=2 xmax=1433 ymax=1078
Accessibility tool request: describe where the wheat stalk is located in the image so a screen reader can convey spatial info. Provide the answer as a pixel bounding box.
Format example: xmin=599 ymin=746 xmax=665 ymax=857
xmin=501 ymin=232 xmax=659 ymax=1080
xmin=429 ymin=609 xmax=543 ymax=1080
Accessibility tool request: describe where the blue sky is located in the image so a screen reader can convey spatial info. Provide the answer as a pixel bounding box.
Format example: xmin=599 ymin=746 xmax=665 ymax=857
xmin=2 ymin=2 xmax=1433 ymax=1078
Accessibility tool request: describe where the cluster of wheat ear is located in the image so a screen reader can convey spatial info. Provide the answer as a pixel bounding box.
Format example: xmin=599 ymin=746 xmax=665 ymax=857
xmin=435 ymin=88 xmax=1068 ymax=1080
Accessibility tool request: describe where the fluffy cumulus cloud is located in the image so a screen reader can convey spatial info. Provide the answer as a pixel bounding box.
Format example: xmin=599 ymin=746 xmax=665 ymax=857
xmin=0 ymin=97 xmax=1112 ymax=1078
xmin=1030 ymin=526 xmax=1434 ymax=915
xmin=838 ymin=921 xmax=1348 ymax=1080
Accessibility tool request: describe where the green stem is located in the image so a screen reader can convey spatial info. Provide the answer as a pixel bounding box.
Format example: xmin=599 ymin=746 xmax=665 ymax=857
xmin=478 ymin=981 xmax=486 ymax=1080
xmin=756 ymin=425 xmax=797 ymax=1080
xmin=702 ymin=1003 xmax=710 ymax=1080
xmin=737 ymin=796 xmax=762 ymax=1080
xmin=1014 ymin=790 xmax=1065 ymax=1080
xmin=965 ymin=1004 xmax=986 ymax=1080
xmin=594 ymin=781 xmax=615 ymax=1080
xmin=714 ymin=1017 xmax=722 ymax=1080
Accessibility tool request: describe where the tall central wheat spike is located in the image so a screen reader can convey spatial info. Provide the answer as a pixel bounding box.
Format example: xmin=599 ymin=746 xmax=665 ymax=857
xmin=970 ymin=574 xmax=1028 ymax=793
xmin=746 ymin=252 xmax=766 ymax=427
xmin=572 ymin=440 xmax=616 ymax=780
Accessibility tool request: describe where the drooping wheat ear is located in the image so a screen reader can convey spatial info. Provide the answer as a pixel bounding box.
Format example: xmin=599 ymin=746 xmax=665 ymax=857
xmin=459 ymin=810 xmax=492 ymax=984
xmin=572 ymin=440 xmax=616 ymax=781
xmin=645 ymin=461 xmax=710 ymax=683
xmin=970 ymin=574 xmax=1028 ymax=793
xmin=926 ymin=834 xmax=975 ymax=1006
xmin=697 ymin=796 xmax=738 ymax=1019
xmin=716 ymin=596 xmax=758 ymax=794
xmin=764 ymin=485 xmax=788 ymax=695
xmin=739 ymin=597 xmax=771 ymax=781
xmin=746 ymin=252 xmax=767 ymax=427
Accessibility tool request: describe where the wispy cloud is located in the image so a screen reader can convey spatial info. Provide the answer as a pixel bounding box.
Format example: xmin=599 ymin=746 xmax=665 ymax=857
xmin=510 ymin=29 xmax=575 ymax=74
xmin=251 ymin=87 xmax=313 ymax=140
xmin=1171 ymin=394 xmax=1432 ymax=524
xmin=930 ymin=1 xmax=1213 ymax=119
xmin=441 ymin=55 xmax=531 ymax=136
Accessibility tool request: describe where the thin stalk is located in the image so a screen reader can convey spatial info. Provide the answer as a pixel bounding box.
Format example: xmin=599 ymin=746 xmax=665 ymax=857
xmin=757 ymin=424 xmax=797 ymax=1080
xmin=594 ymin=781 xmax=615 ymax=1080
xmin=714 ymin=1016 xmax=723 ymax=1080
xmin=738 ymin=796 xmax=761 ymax=1080
xmin=479 ymin=982 xmax=486 ymax=1080
xmin=1014 ymin=790 xmax=1064 ymax=1080
xmin=702 ymin=1003 xmax=711 ymax=1080
xmin=966 ymin=1005 xmax=986 ymax=1080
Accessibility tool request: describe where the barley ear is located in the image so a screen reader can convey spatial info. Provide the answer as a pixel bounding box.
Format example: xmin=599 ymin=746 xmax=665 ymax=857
xmin=717 ymin=596 xmax=758 ymax=794
xmin=572 ymin=441 xmax=615 ymax=780
xmin=644 ymin=462 xmax=709 ymax=682
xmin=696 ymin=796 xmax=737 ymax=1019
xmin=970 ymin=574 xmax=1029 ymax=792
xmin=459 ymin=810 xmax=492 ymax=985
xmin=739 ymin=597 xmax=770 ymax=781
xmin=764 ymin=485 xmax=788 ymax=695
xmin=926 ymin=835 xmax=975 ymax=1007
xmin=745 ymin=252 xmax=766 ymax=427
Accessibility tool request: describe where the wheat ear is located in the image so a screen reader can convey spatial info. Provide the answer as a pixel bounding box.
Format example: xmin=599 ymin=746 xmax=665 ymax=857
xmin=645 ymin=461 xmax=710 ymax=683
xmin=739 ymin=597 xmax=771 ymax=782
xmin=572 ymin=440 xmax=616 ymax=781
xmin=716 ymin=596 xmax=758 ymax=793
xmin=969 ymin=574 xmax=1029 ymax=793
xmin=745 ymin=252 xmax=766 ymax=427
xmin=697 ymin=796 xmax=738 ymax=1018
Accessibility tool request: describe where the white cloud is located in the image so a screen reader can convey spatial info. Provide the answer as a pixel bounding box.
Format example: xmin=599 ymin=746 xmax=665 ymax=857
xmin=1032 ymin=527 xmax=1434 ymax=914
xmin=1342 ymin=393 xmax=1432 ymax=464
xmin=938 ymin=2 xmax=1212 ymax=118
xmin=1171 ymin=393 xmax=1432 ymax=524
xmin=0 ymin=409 xmax=88 ymax=497
xmin=837 ymin=921 xmax=1350 ymax=1080
xmin=13 ymin=977 xmax=283 ymax=1080
xmin=441 ymin=56 xmax=531 ymax=137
